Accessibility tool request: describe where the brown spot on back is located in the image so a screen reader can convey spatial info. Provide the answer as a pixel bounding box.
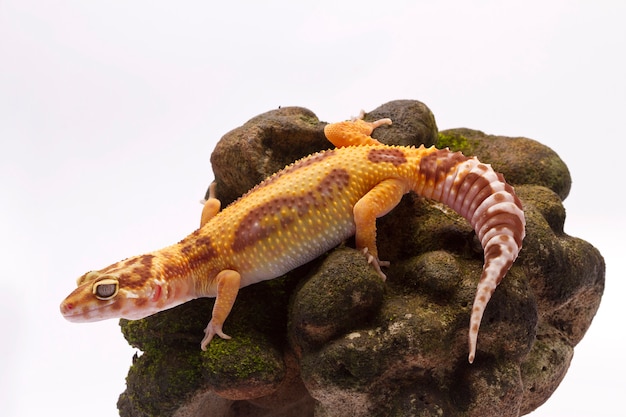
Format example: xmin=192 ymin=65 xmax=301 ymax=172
xmin=180 ymin=235 xmax=218 ymax=271
xmin=232 ymin=168 xmax=350 ymax=252
xmin=419 ymin=149 xmax=468 ymax=185
xmin=368 ymin=148 xmax=408 ymax=166
xmin=317 ymin=168 xmax=350 ymax=199
xmin=232 ymin=209 xmax=278 ymax=252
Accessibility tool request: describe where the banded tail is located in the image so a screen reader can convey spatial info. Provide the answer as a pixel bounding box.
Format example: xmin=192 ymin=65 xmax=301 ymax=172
xmin=416 ymin=148 xmax=525 ymax=363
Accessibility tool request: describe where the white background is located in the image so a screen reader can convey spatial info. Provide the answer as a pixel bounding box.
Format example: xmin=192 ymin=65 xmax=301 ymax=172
xmin=1 ymin=1 xmax=624 ymax=416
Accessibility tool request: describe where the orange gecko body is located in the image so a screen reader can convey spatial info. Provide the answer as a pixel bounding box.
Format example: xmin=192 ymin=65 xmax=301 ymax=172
xmin=60 ymin=116 xmax=525 ymax=363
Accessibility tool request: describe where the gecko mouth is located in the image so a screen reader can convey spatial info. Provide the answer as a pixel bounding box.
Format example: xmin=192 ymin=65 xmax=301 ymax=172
xmin=59 ymin=300 xmax=111 ymax=322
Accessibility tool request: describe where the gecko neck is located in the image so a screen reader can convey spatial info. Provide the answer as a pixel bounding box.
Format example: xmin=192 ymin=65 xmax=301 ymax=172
xmin=144 ymin=249 xmax=200 ymax=314
xmin=157 ymin=233 xmax=221 ymax=301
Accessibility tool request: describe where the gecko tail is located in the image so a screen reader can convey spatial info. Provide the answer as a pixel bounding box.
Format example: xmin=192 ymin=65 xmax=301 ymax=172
xmin=417 ymin=150 xmax=525 ymax=363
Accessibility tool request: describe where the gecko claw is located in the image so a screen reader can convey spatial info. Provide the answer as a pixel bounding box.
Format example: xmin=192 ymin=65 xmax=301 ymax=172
xmin=362 ymin=248 xmax=389 ymax=281
xmin=201 ymin=320 xmax=231 ymax=351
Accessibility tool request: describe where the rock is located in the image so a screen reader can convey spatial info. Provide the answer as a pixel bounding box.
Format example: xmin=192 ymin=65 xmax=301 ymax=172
xmin=365 ymin=99 xmax=439 ymax=148
xmin=437 ymin=128 xmax=572 ymax=200
xmin=208 ymin=106 xmax=328 ymax=207
xmin=289 ymin=248 xmax=385 ymax=353
xmin=118 ymin=100 xmax=604 ymax=417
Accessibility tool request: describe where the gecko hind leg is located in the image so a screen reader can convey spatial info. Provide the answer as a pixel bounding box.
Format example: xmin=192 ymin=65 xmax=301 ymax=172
xmin=353 ymin=178 xmax=409 ymax=281
xmin=324 ymin=117 xmax=392 ymax=147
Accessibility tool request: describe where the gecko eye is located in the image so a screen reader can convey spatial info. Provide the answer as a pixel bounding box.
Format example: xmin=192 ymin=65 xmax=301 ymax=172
xmin=93 ymin=279 xmax=119 ymax=300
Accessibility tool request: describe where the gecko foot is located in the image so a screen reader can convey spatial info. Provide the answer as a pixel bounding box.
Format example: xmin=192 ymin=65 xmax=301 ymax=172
xmin=351 ymin=110 xmax=392 ymax=129
xmin=362 ymin=248 xmax=389 ymax=281
xmin=201 ymin=320 xmax=231 ymax=351
xmin=370 ymin=118 xmax=393 ymax=129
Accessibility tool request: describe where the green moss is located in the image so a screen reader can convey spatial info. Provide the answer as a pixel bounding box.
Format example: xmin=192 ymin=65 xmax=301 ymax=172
xmin=439 ymin=128 xmax=572 ymax=199
xmin=121 ymin=348 xmax=204 ymax=417
xmin=119 ymin=298 xmax=214 ymax=352
xmin=201 ymin=331 xmax=285 ymax=389
xmin=298 ymin=113 xmax=322 ymax=126
xmin=436 ymin=132 xmax=474 ymax=154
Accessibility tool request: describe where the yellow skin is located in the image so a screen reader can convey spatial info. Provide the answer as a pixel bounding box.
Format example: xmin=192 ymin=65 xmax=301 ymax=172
xmin=60 ymin=116 xmax=525 ymax=363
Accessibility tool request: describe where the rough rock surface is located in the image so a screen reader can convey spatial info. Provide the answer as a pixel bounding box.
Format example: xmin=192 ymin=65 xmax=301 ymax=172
xmin=117 ymin=100 xmax=604 ymax=417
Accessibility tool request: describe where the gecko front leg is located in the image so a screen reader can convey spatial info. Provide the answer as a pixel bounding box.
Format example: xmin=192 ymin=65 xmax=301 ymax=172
xmin=201 ymin=269 xmax=241 ymax=350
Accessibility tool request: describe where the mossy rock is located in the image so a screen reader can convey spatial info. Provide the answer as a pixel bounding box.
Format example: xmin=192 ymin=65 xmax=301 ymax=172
xmin=437 ymin=128 xmax=571 ymax=200
xmin=118 ymin=100 xmax=604 ymax=417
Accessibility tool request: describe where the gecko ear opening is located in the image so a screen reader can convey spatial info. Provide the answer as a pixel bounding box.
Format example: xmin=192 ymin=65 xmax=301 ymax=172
xmin=93 ymin=278 xmax=119 ymax=300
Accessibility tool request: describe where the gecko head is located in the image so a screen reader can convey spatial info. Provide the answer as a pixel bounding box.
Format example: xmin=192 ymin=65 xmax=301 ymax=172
xmin=59 ymin=254 xmax=171 ymax=322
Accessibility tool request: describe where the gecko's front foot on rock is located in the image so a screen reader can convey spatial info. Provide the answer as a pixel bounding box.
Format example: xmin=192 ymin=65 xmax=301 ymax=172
xmin=201 ymin=320 xmax=231 ymax=351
